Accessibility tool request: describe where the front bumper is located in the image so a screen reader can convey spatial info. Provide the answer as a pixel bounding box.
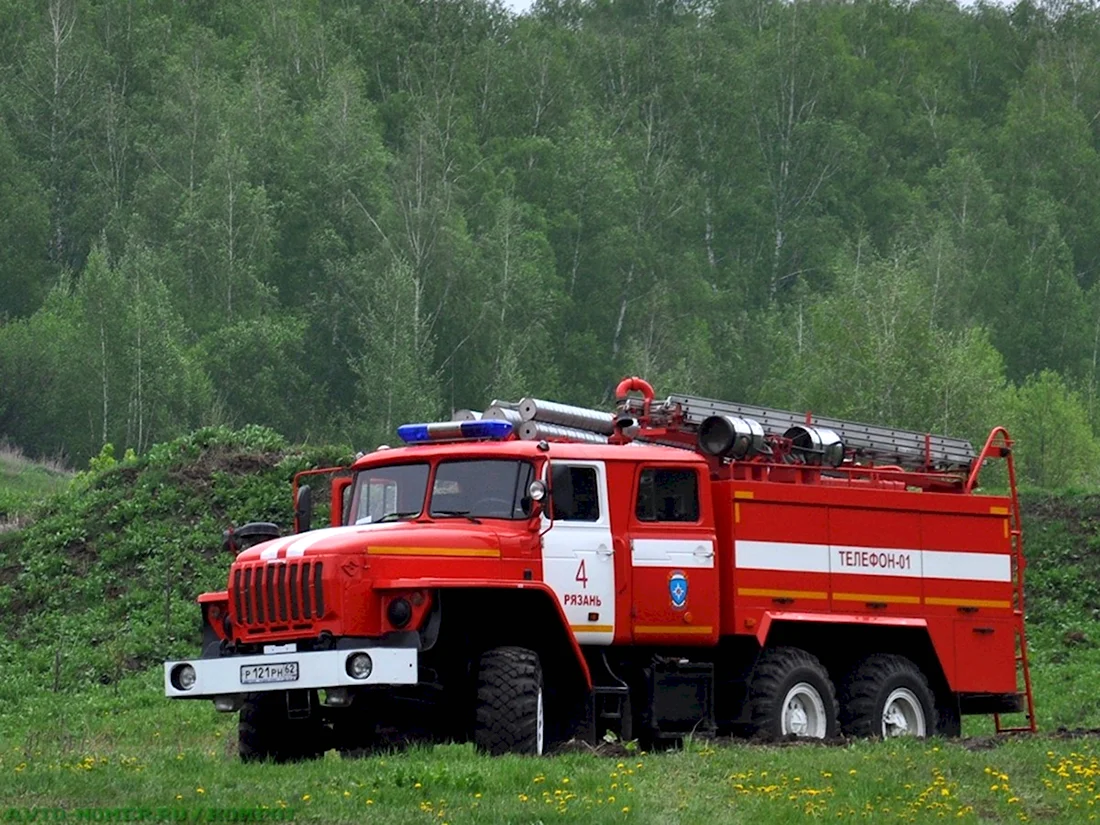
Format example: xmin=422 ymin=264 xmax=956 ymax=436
xmin=164 ymin=646 xmax=418 ymax=698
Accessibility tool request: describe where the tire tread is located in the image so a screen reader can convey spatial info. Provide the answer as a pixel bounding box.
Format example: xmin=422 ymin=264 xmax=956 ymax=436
xmin=474 ymin=646 xmax=543 ymax=755
xmin=839 ymin=654 xmax=936 ymax=738
xmin=748 ymin=646 xmax=838 ymax=739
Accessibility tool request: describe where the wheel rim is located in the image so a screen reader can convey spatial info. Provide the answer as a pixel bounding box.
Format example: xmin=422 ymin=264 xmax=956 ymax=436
xmin=780 ymin=682 xmax=828 ymax=738
xmin=536 ymin=688 xmax=545 ymax=755
xmin=881 ymin=688 xmax=926 ymax=737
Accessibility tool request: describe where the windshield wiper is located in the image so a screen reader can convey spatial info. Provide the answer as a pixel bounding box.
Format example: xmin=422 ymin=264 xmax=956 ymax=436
xmin=431 ymin=509 xmax=482 ymax=524
xmin=375 ymin=510 xmax=421 ymax=523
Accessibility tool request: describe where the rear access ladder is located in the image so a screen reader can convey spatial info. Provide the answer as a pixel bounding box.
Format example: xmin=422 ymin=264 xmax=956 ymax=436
xmin=967 ymin=428 xmax=1037 ymax=733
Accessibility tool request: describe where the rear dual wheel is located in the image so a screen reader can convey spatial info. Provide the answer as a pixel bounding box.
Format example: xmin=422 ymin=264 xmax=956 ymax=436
xmin=748 ymin=647 xmax=839 ymax=740
xmin=839 ymin=654 xmax=937 ymax=739
xmin=748 ymin=648 xmax=941 ymax=741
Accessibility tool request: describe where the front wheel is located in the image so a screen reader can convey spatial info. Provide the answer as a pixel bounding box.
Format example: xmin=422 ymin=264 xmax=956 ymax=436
xmin=473 ymin=646 xmax=545 ymax=755
xmin=839 ymin=654 xmax=937 ymax=739
xmin=238 ymin=691 xmax=327 ymax=763
xmin=748 ymin=647 xmax=838 ymax=740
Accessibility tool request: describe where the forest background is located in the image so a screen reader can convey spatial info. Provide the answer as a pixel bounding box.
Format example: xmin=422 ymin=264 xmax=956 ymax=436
xmin=2 ymin=0 xmax=1099 ymax=488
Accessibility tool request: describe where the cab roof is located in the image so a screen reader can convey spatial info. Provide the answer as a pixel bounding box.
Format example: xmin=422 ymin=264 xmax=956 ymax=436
xmin=350 ymin=438 xmax=706 ymax=470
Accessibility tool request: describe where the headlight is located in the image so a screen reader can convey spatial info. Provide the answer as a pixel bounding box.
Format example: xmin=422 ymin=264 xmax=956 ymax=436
xmin=171 ymin=664 xmax=197 ymax=691
xmin=346 ymin=652 xmax=373 ymax=680
xmin=387 ymin=597 xmax=413 ymax=628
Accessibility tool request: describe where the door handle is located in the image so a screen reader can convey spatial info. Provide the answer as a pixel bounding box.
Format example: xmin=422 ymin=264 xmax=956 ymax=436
xmin=596 ymin=544 xmax=612 ymax=558
xmin=694 ymin=544 xmax=714 ymax=558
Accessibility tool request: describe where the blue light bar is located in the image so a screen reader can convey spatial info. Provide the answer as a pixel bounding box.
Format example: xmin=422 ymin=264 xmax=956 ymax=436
xmin=397 ymin=419 xmax=514 ymax=444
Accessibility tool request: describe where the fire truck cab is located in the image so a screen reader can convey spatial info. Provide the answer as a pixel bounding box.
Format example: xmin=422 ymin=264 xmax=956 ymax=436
xmin=165 ymin=378 xmax=1035 ymax=760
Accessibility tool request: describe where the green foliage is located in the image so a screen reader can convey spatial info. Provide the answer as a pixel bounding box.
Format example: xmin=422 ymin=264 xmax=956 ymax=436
xmin=1003 ymin=371 xmax=1100 ymax=489
xmin=0 ymin=445 xmax=70 ymax=521
xmin=0 ymin=427 xmax=350 ymax=696
xmin=1 ymin=0 xmax=1100 ymax=478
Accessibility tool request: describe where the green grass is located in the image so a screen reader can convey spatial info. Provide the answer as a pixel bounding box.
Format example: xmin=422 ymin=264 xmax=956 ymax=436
xmin=0 ymin=673 xmax=1096 ymax=824
xmin=4 ymin=441 xmax=1100 ymax=822
xmin=0 ymin=443 xmax=70 ymax=524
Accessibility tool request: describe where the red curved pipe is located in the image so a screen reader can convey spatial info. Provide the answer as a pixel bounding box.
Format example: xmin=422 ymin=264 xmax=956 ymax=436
xmin=614 ymin=376 xmax=655 ymax=403
xmin=615 ymin=376 xmax=655 ymax=418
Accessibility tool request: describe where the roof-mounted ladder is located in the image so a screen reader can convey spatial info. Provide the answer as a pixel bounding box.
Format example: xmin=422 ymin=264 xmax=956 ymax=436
xmin=639 ymin=393 xmax=976 ymax=471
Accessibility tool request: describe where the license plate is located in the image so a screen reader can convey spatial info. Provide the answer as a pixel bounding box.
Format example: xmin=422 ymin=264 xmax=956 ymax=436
xmin=240 ymin=661 xmax=299 ymax=685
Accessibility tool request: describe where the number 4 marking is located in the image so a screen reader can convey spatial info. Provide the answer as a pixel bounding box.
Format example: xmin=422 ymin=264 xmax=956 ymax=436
xmin=575 ymin=559 xmax=588 ymax=588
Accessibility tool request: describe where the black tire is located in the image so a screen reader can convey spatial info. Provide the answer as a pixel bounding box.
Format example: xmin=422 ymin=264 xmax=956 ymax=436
xmin=473 ymin=646 xmax=545 ymax=756
xmin=937 ymin=694 xmax=962 ymax=738
xmin=748 ymin=647 xmax=838 ymax=740
xmin=839 ymin=654 xmax=937 ymax=739
xmin=238 ymin=691 xmax=327 ymax=763
xmin=336 ymin=704 xmax=382 ymax=759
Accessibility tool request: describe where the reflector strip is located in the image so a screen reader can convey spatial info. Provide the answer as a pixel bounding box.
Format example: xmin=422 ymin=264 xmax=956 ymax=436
xmin=633 ymin=625 xmax=714 ymax=635
xmin=924 ymin=596 xmax=1011 ymax=609
xmin=833 ymin=592 xmax=921 ymax=605
xmin=366 ymin=546 xmax=501 ymax=558
xmin=737 ymin=588 xmax=828 ymax=600
xmin=736 ymin=540 xmax=1011 ymax=582
xmin=571 ymin=625 xmax=615 ymax=634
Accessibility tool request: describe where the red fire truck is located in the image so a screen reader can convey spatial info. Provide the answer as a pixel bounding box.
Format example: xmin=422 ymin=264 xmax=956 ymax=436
xmin=164 ymin=378 xmax=1035 ymax=760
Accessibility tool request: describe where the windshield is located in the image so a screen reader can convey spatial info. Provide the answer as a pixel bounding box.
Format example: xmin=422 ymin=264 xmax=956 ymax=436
xmin=349 ymin=463 xmax=429 ymax=524
xmin=430 ymin=460 xmax=536 ymax=520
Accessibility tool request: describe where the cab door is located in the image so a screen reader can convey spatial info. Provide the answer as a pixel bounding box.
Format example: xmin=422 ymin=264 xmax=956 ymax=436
xmin=629 ymin=465 xmax=719 ymax=645
xmin=541 ymin=461 xmax=615 ymax=645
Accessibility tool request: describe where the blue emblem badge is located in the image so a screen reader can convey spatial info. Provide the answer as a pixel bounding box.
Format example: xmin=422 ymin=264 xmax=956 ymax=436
xmin=669 ymin=571 xmax=688 ymax=609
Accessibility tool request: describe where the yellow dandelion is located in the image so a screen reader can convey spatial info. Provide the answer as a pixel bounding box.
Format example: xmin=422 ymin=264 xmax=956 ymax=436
xmin=302 ymin=794 xmax=310 ymax=802
xmin=415 ymin=782 xmax=423 ymax=789
xmin=196 ymin=788 xmax=205 ymax=795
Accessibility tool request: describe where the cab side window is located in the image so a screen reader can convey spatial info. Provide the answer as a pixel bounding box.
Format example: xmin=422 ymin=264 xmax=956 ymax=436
xmin=550 ymin=465 xmax=600 ymax=521
xmin=636 ymin=467 xmax=700 ymax=522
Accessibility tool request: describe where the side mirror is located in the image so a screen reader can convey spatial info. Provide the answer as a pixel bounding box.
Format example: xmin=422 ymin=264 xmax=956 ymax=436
xmin=222 ymin=522 xmax=280 ymax=553
xmin=295 ymin=484 xmax=313 ymax=533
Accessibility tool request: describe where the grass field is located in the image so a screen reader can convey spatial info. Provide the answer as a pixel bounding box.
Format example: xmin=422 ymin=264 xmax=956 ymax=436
xmin=0 ymin=443 xmax=69 ymax=527
xmin=1 ymin=670 xmax=1099 ymax=824
xmin=3 ymin=437 xmax=1100 ymax=823
xmin=2 ymin=618 xmax=1099 ymax=824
